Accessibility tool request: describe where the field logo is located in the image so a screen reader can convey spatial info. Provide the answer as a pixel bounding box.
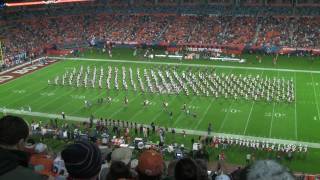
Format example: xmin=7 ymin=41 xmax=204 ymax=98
xmin=13 ymin=64 xmax=45 ymax=75
xmin=0 ymin=75 xmax=13 ymax=83
xmin=0 ymin=59 xmax=57 ymax=84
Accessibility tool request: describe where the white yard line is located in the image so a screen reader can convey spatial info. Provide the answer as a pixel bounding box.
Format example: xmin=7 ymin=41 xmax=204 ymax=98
xmin=195 ymin=98 xmax=214 ymax=129
xmin=172 ymin=96 xmax=197 ymax=126
xmin=243 ymin=69 xmax=265 ymax=135
xmin=91 ymin=94 xmax=123 ymax=115
xmin=149 ymin=110 xmax=163 ymax=122
xmin=311 ymin=73 xmax=320 ymax=120
xmin=1 ymin=107 xmax=320 ymax=148
xmin=269 ymin=71 xmax=279 ymax=138
xmin=217 ymin=69 xmax=236 ymax=132
xmin=37 ymin=88 xmax=78 ymax=113
xmin=109 ymin=95 xmax=141 ymax=118
xmin=243 ymin=101 xmax=255 ymax=135
xmin=294 ymin=72 xmax=298 ymax=139
xmin=218 ymin=101 xmax=234 ymax=132
xmin=2 ymin=85 xmax=46 ymax=108
xmin=109 ymin=107 xmax=125 ymax=118
xmin=269 ymin=102 xmax=276 ymax=138
xmin=129 ymin=109 xmax=145 ymax=121
xmin=51 ymin=56 xmax=320 ymax=74
xmin=150 ymin=96 xmax=178 ymax=123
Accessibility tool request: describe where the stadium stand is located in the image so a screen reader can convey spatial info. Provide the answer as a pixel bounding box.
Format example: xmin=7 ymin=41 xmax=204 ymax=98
xmin=1 ymin=2 xmax=320 ymax=68
xmin=1 ymin=1 xmax=320 ymax=178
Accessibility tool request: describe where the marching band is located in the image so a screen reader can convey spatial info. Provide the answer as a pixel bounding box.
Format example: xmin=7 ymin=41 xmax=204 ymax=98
xmin=49 ymin=65 xmax=295 ymax=103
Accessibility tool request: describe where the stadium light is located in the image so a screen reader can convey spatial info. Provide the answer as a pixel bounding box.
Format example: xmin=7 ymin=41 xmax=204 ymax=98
xmin=0 ymin=0 xmax=5 ymax=8
xmin=5 ymin=0 xmax=94 ymax=7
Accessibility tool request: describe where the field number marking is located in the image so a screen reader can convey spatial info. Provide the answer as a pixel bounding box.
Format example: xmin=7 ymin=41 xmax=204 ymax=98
xmin=71 ymin=95 xmax=86 ymax=100
xmin=307 ymin=82 xmax=319 ymax=86
xmin=222 ymin=108 xmax=241 ymax=113
xmin=13 ymin=90 xmax=26 ymax=94
xmin=265 ymin=112 xmax=286 ymax=118
xmin=40 ymin=92 xmax=55 ymax=96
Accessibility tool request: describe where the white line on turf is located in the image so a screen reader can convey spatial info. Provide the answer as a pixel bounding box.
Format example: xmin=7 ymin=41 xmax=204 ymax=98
xmin=218 ymin=101 xmax=234 ymax=132
xmin=217 ymin=69 xmax=236 ymax=132
xmin=1 ymin=107 xmax=320 ymax=148
xmin=51 ymin=56 xmax=320 ymax=74
xmin=311 ymin=73 xmax=320 ymax=120
xmin=66 ymin=92 xmax=112 ymax=116
xmin=37 ymin=88 xmax=79 ymax=113
xmin=269 ymin=102 xmax=276 ymax=138
xmin=243 ymin=70 xmax=264 ymax=135
xmin=269 ymin=71 xmax=279 ymax=138
xmin=129 ymin=109 xmax=145 ymax=121
xmin=109 ymin=95 xmax=141 ymax=118
xmin=243 ymin=101 xmax=255 ymax=135
xmin=2 ymin=86 xmax=46 ymax=107
xmin=195 ymin=98 xmax=214 ymax=129
xmin=294 ymin=72 xmax=298 ymax=139
xmin=150 ymin=111 xmax=163 ymax=123
xmin=151 ymin=95 xmax=178 ymax=124
xmin=91 ymin=94 xmax=123 ymax=116
xmin=172 ymin=96 xmax=197 ymax=126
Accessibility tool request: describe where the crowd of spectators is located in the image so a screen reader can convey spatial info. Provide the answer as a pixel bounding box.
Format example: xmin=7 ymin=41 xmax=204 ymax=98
xmin=1 ymin=3 xmax=320 ymax=67
xmin=254 ymin=16 xmax=320 ymax=48
xmin=0 ymin=115 xmax=316 ymax=180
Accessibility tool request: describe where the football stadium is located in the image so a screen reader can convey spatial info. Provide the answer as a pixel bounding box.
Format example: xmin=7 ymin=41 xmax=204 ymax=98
xmin=0 ymin=0 xmax=320 ymax=179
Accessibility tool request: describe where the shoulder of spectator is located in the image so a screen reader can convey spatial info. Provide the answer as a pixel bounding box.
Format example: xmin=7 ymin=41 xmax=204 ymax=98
xmin=0 ymin=165 xmax=47 ymax=180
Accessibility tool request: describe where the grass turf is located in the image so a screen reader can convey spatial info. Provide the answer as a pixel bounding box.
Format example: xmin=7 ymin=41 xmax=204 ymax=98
xmin=1 ymin=48 xmax=320 ymax=142
xmin=0 ymin=48 xmax=320 ymax=173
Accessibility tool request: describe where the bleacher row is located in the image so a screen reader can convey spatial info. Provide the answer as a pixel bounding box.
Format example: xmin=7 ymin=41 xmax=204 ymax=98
xmin=2 ymin=3 xmax=320 ymax=21
xmin=1 ymin=13 xmax=320 ymax=64
xmin=1 ymin=3 xmax=320 ymax=65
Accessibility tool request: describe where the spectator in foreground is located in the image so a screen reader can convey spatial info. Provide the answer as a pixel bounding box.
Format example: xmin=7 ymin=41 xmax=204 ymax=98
xmin=106 ymin=161 xmax=132 ymax=180
xmin=111 ymin=147 xmax=133 ymax=165
xmin=163 ymin=160 xmax=177 ymax=180
xmin=99 ymin=147 xmax=134 ymax=180
xmin=61 ymin=141 xmax=102 ymax=180
xmin=195 ymin=159 xmax=210 ymax=180
xmin=137 ymin=149 xmax=164 ymax=180
xmin=174 ymin=158 xmax=200 ymax=180
xmin=246 ymin=160 xmax=294 ymax=180
xmin=0 ymin=115 xmax=46 ymax=180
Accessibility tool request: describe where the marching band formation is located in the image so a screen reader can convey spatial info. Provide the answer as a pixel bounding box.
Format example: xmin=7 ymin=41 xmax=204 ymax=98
xmin=212 ymin=136 xmax=308 ymax=154
xmin=49 ymin=65 xmax=295 ymax=103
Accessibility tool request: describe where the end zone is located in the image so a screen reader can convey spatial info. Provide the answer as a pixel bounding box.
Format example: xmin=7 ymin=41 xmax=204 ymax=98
xmin=0 ymin=58 xmax=57 ymax=84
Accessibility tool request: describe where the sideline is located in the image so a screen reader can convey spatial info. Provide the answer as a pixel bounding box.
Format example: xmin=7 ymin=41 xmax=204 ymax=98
xmin=51 ymin=56 xmax=320 ymax=74
xmin=1 ymin=107 xmax=320 ymax=148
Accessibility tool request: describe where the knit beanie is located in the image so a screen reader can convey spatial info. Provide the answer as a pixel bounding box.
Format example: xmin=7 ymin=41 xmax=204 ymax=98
xmin=61 ymin=141 xmax=102 ymax=179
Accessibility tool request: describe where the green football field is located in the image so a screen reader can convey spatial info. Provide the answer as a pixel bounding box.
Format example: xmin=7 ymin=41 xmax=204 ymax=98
xmin=1 ymin=48 xmax=320 ymax=144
